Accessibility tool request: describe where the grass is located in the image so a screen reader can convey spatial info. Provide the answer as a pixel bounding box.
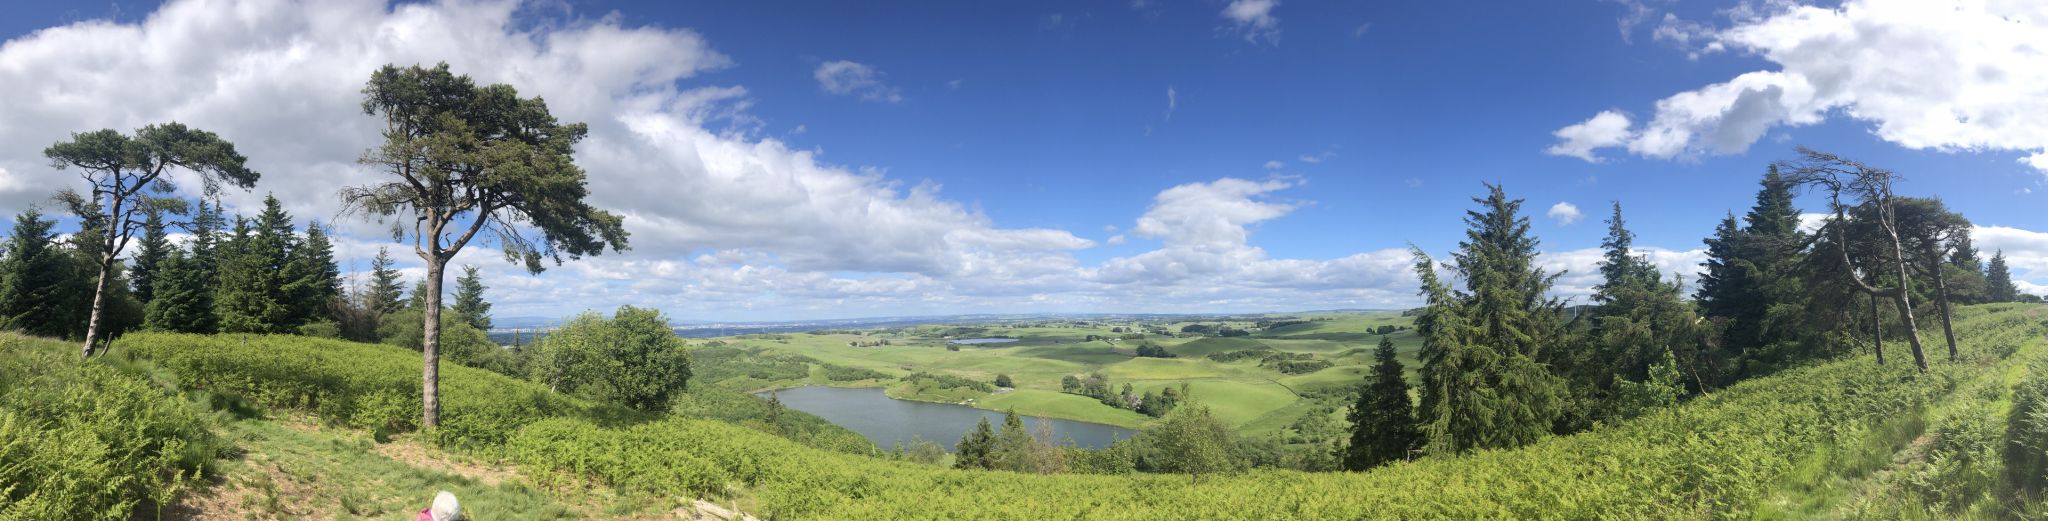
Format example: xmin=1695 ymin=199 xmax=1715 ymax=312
xmin=698 ymin=312 xmax=1418 ymax=434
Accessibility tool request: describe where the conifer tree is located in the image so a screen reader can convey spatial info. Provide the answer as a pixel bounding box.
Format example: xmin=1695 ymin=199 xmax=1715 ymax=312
xmin=1342 ymin=336 xmax=1420 ymax=470
xmin=287 ymin=221 xmax=341 ymax=326
xmin=452 ymin=265 xmax=492 ymax=331
xmin=217 ymin=197 xmax=300 ymax=333
xmin=1988 ymin=250 xmax=2019 ymax=303
xmin=367 ymin=248 xmax=406 ymax=316
xmin=955 ymin=417 xmax=996 ymax=470
xmin=130 ymin=204 xmax=170 ymax=305
xmin=0 ymin=210 xmax=78 ymax=338
xmin=1413 ymin=183 xmax=1566 ymax=454
xmin=992 ymin=410 xmax=1033 ymax=471
xmin=43 ymin=123 xmax=257 ymax=355
xmin=1594 ymin=201 xmax=1658 ymax=306
xmin=143 ymin=249 xmax=215 ymax=333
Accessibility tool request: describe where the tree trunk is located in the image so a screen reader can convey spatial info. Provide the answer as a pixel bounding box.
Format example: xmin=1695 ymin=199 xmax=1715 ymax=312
xmin=80 ymin=255 xmax=113 ymax=357
xmin=1931 ymin=262 xmax=1958 ymax=362
xmin=1868 ymin=295 xmax=1884 ymax=365
xmin=422 ymin=257 xmax=445 ymax=429
xmin=1884 ymin=232 xmax=1929 ymax=372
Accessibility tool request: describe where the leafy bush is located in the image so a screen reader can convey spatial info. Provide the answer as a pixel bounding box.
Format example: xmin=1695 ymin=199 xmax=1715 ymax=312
xmin=527 ymin=306 xmax=692 ymax=412
xmin=0 ymin=333 xmax=222 ymax=520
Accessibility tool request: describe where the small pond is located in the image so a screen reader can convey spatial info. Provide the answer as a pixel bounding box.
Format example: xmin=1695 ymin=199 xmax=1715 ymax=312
xmin=946 ymin=337 xmax=1020 ymax=345
xmin=764 ymin=386 xmax=1136 ymax=450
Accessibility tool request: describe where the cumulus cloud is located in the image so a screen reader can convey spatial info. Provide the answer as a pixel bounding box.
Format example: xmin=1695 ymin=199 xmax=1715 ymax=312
xmin=813 ymin=60 xmax=902 ymax=103
xmin=1539 ymin=246 xmax=1709 ymax=300
xmin=1546 ymin=110 xmax=1633 ymax=162
xmin=1554 ymin=0 xmax=2048 ymax=172
xmin=1978 ymin=225 xmax=2048 ymax=295
xmin=1547 ymin=202 xmax=1584 ymax=225
xmin=1221 ymin=0 xmax=1281 ymax=45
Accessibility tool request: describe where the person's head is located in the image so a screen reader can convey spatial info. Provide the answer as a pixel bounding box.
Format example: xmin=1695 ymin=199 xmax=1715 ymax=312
xmin=430 ymin=491 xmax=461 ymax=521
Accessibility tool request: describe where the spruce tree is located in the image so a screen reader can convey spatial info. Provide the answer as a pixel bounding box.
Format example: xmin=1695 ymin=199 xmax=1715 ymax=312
xmin=367 ymin=248 xmax=406 ymax=316
xmin=1343 ymin=336 xmax=1420 ymax=470
xmin=955 ymin=416 xmax=996 ymax=470
xmin=0 ymin=210 xmax=79 ymax=338
xmin=1593 ymin=201 xmax=1658 ymax=305
xmin=992 ymin=410 xmax=1033 ymax=471
xmin=130 ymin=204 xmax=170 ymax=305
xmin=1413 ymin=184 xmax=1567 ymax=454
xmin=1988 ymin=250 xmax=2018 ymax=302
xmin=287 ymin=221 xmax=341 ymax=326
xmin=143 ymin=249 xmax=215 ymax=333
xmin=452 ymin=265 xmax=492 ymax=331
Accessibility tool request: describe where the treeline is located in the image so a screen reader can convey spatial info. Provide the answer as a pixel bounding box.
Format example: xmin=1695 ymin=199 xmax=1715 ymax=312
xmin=1060 ymin=373 xmax=1184 ymax=417
xmin=0 ymin=195 xmax=521 ymax=370
xmin=1338 ymin=149 xmax=2038 ymax=472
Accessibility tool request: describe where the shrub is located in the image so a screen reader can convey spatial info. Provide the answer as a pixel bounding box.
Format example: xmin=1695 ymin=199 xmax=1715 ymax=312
xmin=0 ymin=334 xmax=223 ymax=520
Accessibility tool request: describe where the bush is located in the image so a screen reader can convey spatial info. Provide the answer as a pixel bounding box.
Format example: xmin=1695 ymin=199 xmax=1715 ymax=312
xmin=527 ymin=306 xmax=692 ymax=412
xmin=0 ymin=333 xmax=223 ymax=520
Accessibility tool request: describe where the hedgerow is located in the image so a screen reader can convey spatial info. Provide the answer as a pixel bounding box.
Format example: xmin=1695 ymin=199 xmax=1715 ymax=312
xmin=0 ymin=333 xmax=223 ymax=520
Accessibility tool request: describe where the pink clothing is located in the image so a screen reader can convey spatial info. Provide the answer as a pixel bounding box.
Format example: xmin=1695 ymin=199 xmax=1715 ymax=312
xmin=416 ymin=508 xmax=436 ymax=521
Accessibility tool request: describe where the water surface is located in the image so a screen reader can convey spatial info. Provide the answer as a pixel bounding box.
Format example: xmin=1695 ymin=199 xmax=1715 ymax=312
xmin=946 ymin=337 xmax=1020 ymax=345
xmin=766 ymin=386 xmax=1135 ymax=450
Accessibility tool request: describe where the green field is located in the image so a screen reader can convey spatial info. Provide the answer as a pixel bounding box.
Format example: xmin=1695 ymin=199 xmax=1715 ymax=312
xmin=693 ymin=312 xmax=1420 ymax=435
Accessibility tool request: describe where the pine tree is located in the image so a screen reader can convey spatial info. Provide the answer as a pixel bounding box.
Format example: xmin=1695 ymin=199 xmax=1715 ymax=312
xmin=130 ymin=204 xmax=171 ymax=305
xmin=0 ymin=210 xmax=80 ymax=338
xmin=1988 ymin=250 xmax=2019 ymax=302
xmin=367 ymin=248 xmax=406 ymax=316
xmin=954 ymin=416 xmax=996 ymax=470
xmin=1343 ymin=336 xmax=1421 ymax=470
xmin=452 ymin=265 xmax=492 ymax=331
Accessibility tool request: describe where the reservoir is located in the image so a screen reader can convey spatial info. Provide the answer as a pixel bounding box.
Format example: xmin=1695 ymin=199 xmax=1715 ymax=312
xmin=766 ymin=386 xmax=1137 ymax=450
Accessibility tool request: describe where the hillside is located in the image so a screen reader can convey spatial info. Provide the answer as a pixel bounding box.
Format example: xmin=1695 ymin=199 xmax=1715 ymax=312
xmin=4 ymin=304 xmax=2040 ymax=518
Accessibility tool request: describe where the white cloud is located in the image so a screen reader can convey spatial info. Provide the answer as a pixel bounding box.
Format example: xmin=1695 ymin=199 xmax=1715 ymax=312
xmin=1106 ymin=235 xmax=1127 ymax=245
xmin=1555 ymin=0 xmax=2048 ymax=173
xmin=1165 ymin=85 xmax=1177 ymax=120
xmin=1221 ymin=0 xmax=1281 ymax=45
xmin=1263 ymin=160 xmax=1284 ymax=170
xmin=1353 ymin=22 xmax=1372 ymax=38
xmin=1978 ymin=225 xmax=2048 ymax=293
xmin=1547 ymin=202 xmax=1584 ymax=225
xmin=1546 ymin=110 xmax=1633 ymax=162
xmin=813 ymin=60 xmax=902 ymax=103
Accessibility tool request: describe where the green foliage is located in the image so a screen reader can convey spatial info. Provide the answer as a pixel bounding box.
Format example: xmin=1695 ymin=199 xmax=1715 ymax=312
xmin=1343 ymin=336 xmax=1420 ymax=470
xmin=116 ymin=332 xmax=621 ymax=450
xmin=1134 ymin=342 xmax=1176 ymax=358
xmin=379 ymin=307 xmax=522 ymax=377
xmin=0 ymin=210 xmax=85 ymax=338
xmin=0 ymin=334 xmax=223 ymax=520
xmin=1987 ymin=251 xmax=2019 ymax=303
xmin=1412 ymin=184 xmax=1567 ymax=454
xmin=2007 ymin=356 xmax=2048 ymax=499
xmin=130 ymin=205 xmax=170 ymax=305
xmin=995 ymin=373 xmax=1015 ymax=388
xmin=955 ymin=417 xmax=996 ymax=470
xmin=451 ymin=265 xmax=492 ymax=331
xmin=527 ymin=306 xmax=691 ymax=412
xmin=904 ymin=371 xmax=996 ymax=393
xmin=1141 ymin=403 xmax=1243 ymax=482
xmin=102 ymin=304 xmax=2047 ymax=518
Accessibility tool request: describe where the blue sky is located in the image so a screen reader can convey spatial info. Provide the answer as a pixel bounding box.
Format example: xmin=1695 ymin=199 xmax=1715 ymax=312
xmin=0 ymin=0 xmax=2042 ymax=321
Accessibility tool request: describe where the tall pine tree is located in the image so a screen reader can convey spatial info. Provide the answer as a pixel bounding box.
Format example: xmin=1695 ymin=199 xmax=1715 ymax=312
xmin=1342 ymin=336 xmax=1420 ymax=470
xmin=143 ymin=248 xmax=215 ymax=334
